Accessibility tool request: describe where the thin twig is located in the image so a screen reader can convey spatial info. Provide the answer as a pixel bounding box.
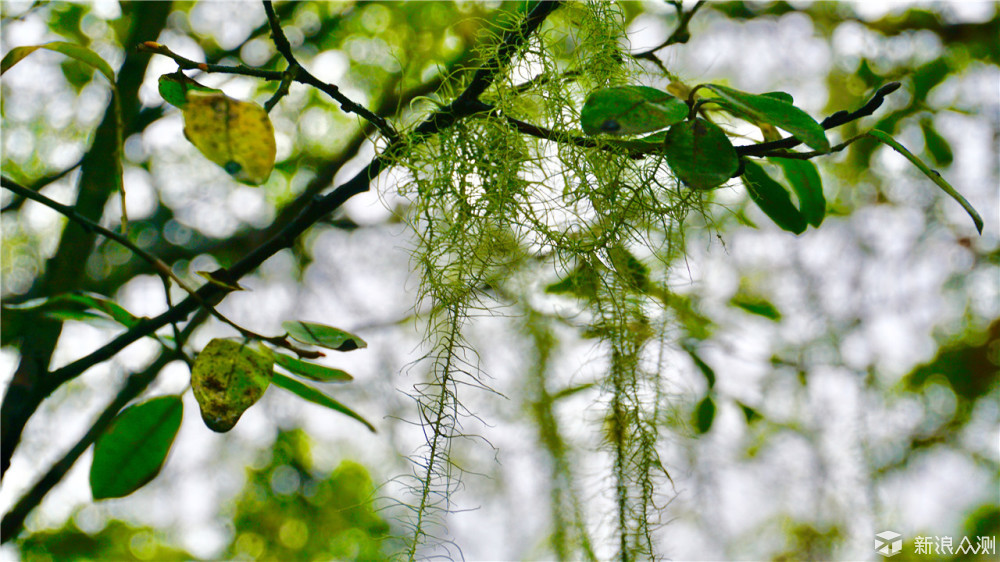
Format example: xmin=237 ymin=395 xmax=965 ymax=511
xmin=1 ymin=1 xmax=564 ymax=543
xmin=29 ymin=0 xmax=564 ymax=419
xmin=0 ymin=307 xmax=209 ymax=542
xmin=0 ymin=177 xmax=321 ymax=359
xmin=262 ymin=0 xmax=399 ymax=142
xmin=630 ymin=0 xmax=706 ymax=70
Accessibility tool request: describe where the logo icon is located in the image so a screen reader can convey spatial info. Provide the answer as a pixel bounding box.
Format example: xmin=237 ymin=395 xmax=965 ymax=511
xmin=876 ymin=531 xmax=902 ymax=557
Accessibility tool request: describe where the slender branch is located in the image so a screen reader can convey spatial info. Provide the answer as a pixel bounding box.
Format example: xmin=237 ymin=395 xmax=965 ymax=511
xmin=630 ymin=0 xmax=706 ymax=69
xmin=262 ymin=0 xmax=398 ymax=142
xmin=0 ymin=308 xmax=209 ymax=543
xmin=24 ymin=0 xmax=565 ymax=432
xmin=137 ymin=41 xmax=282 ymax=79
xmin=0 ymin=177 xmax=320 ymax=359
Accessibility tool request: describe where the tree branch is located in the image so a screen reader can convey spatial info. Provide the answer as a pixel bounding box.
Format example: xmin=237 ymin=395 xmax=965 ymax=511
xmin=0 ymin=308 xmax=209 ymax=543
xmin=261 ymin=0 xmax=399 ymax=142
xmin=10 ymin=0 xmax=565 ymax=475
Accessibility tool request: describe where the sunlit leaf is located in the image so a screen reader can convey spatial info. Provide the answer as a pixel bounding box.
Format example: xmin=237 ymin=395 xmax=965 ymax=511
xmin=157 ymin=71 xmax=222 ymax=109
xmin=273 ymin=352 xmax=353 ymax=383
xmin=701 ymin=84 xmax=829 ymax=152
xmin=283 ymin=321 xmax=367 ymax=352
xmin=771 ymin=157 xmax=825 ymax=227
xmin=191 ymin=338 xmax=273 ymax=433
xmin=741 ymin=160 xmax=807 ymax=234
xmin=90 ymin=395 xmax=183 ymax=500
xmin=664 ymin=118 xmax=739 ymax=189
xmin=2 ymin=41 xmax=114 ymax=83
xmin=182 ymin=91 xmax=276 ymax=186
xmin=271 ymin=373 xmax=376 ymax=432
xmin=3 ymin=291 xmax=140 ymax=328
xmin=581 ymin=86 xmax=687 ymax=136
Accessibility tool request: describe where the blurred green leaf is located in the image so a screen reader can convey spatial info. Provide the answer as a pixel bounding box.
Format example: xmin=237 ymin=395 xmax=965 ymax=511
xmin=551 ymin=382 xmax=596 ymax=401
xmin=731 ymin=294 xmax=783 ymax=321
xmin=738 ymin=401 xmax=761 ymax=424
xmin=919 ymin=118 xmax=954 ymax=166
xmin=906 ymin=320 xmax=999 ymax=400
xmin=2 ymin=41 xmax=115 ymax=83
xmin=3 ymin=291 xmax=140 ymax=328
xmin=271 ymin=373 xmax=376 ymax=433
xmin=90 ymin=395 xmax=183 ymax=500
xmin=683 ymin=343 xmax=716 ymax=390
xmin=273 ymin=352 xmax=353 ymax=383
xmin=701 ymin=83 xmax=829 ymax=152
xmin=581 ymin=86 xmax=687 ymax=136
xmin=284 ymin=321 xmax=368 ymax=352
xmin=664 ymin=117 xmax=740 ymax=189
xmin=694 ymin=395 xmax=716 ymax=434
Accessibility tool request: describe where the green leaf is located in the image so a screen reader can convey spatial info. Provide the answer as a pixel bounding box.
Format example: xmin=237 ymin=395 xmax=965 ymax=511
xmin=283 ymin=321 xmax=367 ymax=352
xmin=2 ymin=41 xmax=115 ymax=84
xmin=761 ymin=91 xmax=794 ymax=104
xmin=191 ymin=338 xmax=273 ymax=433
xmin=273 ymin=352 xmax=353 ymax=383
xmin=741 ymin=160 xmax=807 ymax=234
xmin=868 ymin=129 xmax=983 ymax=234
xmin=738 ymin=401 xmax=761 ymax=424
xmin=271 ymin=373 xmax=376 ymax=432
xmin=608 ymin=245 xmax=649 ymax=292
xmin=581 ymin=86 xmax=687 ymax=136
xmin=182 ymin=91 xmax=276 ymax=186
xmin=2 ymin=41 xmax=128 ymax=229
xmin=694 ymin=395 xmax=716 ymax=434
xmin=546 ymin=262 xmax=599 ymax=299
xmin=683 ymin=343 xmax=716 ymax=390
xmin=551 ymin=382 xmax=596 ymax=401
xmin=90 ymin=395 xmax=183 ymax=500
xmin=771 ymin=157 xmax=825 ymax=227
xmin=701 ymin=84 xmax=830 ymax=152
xmin=157 ymin=71 xmax=223 ymax=109
xmin=919 ymin=118 xmax=954 ymax=167
xmin=664 ymin=118 xmax=740 ymax=189
xmin=3 ymin=291 xmax=140 ymax=328
xmin=730 ymin=294 xmax=782 ymax=320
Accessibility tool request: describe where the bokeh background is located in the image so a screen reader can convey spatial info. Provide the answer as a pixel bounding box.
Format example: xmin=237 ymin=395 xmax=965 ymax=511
xmin=1 ymin=1 xmax=997 ymax=560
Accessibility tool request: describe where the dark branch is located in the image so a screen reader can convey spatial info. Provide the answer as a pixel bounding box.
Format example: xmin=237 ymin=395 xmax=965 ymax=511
xmin=630 ymin=0 xmax=706 ymax=70
xmin=262 ymin=1 xmax=399 ymax=142
xmin=19 ymin=0 xmax=565 ymax=446
xmin=0 ymin=308 xmax=209 ymax=543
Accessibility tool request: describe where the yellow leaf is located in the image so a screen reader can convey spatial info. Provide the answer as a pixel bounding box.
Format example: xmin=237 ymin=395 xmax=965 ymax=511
xmin=182 ymin=91 xmax=276 ymax=186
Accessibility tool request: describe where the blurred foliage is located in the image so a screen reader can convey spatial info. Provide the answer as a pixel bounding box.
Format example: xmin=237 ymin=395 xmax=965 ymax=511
xmin=1 ymin=0 xmax=997 ymax=559
xmin=17 ymin=429 xmax=390 ymax=561
xmin=223 ymin=429 xmax=391 ymax=561
xmin=18 ymin=520 xmax=194 ymax=562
